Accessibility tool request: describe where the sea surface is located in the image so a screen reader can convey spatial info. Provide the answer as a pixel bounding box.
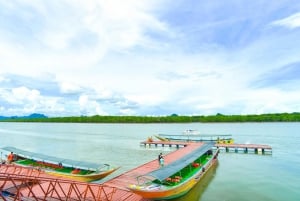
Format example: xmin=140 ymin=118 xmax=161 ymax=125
xmin=0 ymin=122 xmax=299 ymax=201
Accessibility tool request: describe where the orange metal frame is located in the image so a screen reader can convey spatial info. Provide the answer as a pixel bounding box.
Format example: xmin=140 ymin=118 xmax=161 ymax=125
xmin=0 ymin=164 xmax=118 ymax=201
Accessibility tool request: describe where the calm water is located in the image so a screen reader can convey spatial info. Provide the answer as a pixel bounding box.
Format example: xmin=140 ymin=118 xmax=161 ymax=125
xmin=0 ymin=122 xmax=299 ymax=201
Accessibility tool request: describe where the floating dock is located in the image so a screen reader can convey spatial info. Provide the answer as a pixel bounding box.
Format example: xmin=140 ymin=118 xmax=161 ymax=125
xmin=215 ymin=143 xmax=272 ymax=153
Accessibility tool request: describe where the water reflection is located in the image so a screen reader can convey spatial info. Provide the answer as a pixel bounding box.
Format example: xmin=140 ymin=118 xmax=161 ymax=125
xmin=173 ymin=161 xmax=219 ymax=201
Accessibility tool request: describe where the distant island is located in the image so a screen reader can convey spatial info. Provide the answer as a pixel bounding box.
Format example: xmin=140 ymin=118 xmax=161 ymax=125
xmin=1 ymin=112 xmax=300 ymax=123
xmin=0 ymin=113 xmax=48 ymax=120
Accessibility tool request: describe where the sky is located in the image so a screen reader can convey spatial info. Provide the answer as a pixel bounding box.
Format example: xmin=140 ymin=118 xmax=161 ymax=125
xmin=1 ymin=0 xmax=300 ymax=117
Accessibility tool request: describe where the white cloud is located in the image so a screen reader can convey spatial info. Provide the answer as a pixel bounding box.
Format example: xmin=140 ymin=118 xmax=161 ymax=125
xmin=78 ymin=94 xmax=107 ymax=115
xmin=81 ymin=0 xmax=168 ymax=49
xmin=0 ymin=85 xmax=67 ymax=116
xmin=0 ymin=0 xmax=169 ymax=75
xmin=271 ymin=12 xmax=300 ymax=29
xmin=60 ymin=82 xmax=83 ymax=94
xmin=1 ymin=1 xmax=300 ymax=116
xmin=79 ymin=95 xmax=89 ymax=106
xmin=240 ymin=88 xmax=300 ymax=114
xmin=12 ymin=87 xmax=40 ymax=103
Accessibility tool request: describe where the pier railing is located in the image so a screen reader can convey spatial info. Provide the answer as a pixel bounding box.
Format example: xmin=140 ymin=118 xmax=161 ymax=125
xmin=215 ymin=143 xmax=272 ymax=154
xmin=0 ymin=164 xmax=119 ymax=201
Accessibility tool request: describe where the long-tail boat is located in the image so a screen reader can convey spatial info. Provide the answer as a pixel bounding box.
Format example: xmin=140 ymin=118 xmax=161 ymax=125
xmin=1 ymin=146 xmax=119 ymax=182
xmin=128 ymin=142 xmax=219 ymax=200
xmin=158 ymin=133 xmax=234 ymax=144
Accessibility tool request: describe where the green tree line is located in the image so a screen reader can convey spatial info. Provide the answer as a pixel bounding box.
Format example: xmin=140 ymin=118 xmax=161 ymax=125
xmin=1 ymin=112 xmax=300 ymax=123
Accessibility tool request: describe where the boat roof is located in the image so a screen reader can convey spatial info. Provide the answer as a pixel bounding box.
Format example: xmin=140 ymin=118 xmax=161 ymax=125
xmin=140 ymin=142 xmax=215 ymax=182
xmin=1 ymin=146 xmax=109 ymax=171
xmin=159 ymin=133 xmax=232 ymax=137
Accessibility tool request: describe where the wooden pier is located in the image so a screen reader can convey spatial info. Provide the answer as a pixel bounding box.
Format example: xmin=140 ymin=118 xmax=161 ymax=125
xmin=104 ymin=142 xmax=204 ymax=190
xmin=141 ymin=140 xmax=272 ymax=154
xmin=140 ymin=140 xmax=188 ymax=148
xmin=215 ymin=143 xmax=272 ymax=154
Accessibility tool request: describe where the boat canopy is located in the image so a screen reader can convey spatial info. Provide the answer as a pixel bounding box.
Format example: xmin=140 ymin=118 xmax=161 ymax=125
xmin=140 ymin=142 xmax=215 ymax=182
xmin=1 ymin=146 xmax=109 ymax=171
xmin=159 ymin=134 xmax=232 ymax=137
xmin=158 ymin=133 xmax=232 ymax=142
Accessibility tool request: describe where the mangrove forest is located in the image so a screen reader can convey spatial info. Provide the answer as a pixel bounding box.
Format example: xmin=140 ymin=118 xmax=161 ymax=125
xmin=1 ymin=112 xmax=300 ymax=123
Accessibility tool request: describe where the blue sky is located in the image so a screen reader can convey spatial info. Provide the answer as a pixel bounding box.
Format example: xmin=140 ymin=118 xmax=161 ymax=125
xmin=1 ymin=0 xmax=300 ymax=117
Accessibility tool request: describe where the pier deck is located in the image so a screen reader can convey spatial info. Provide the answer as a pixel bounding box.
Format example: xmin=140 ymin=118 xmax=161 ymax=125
xmin=216 ymin=143 xmax=272 ymax=153
xmin=140 ymin=140 xmax=188 ymax=148
xmin=141 ymin=140 xmax=272 ymax=154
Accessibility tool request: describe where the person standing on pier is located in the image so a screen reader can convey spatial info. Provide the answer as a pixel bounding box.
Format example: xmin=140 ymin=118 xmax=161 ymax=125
xmin=158 ymin=153 xmax=164 ymax=168
xmin=7 ymin=152 xmax=14 ymax=164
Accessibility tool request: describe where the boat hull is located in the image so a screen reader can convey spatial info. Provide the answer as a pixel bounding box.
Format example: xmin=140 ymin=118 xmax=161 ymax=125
xmin=129 ymin=154 xmax=218 ymax=200
xmin=46 ymin=167 xmax=119 ymax=182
